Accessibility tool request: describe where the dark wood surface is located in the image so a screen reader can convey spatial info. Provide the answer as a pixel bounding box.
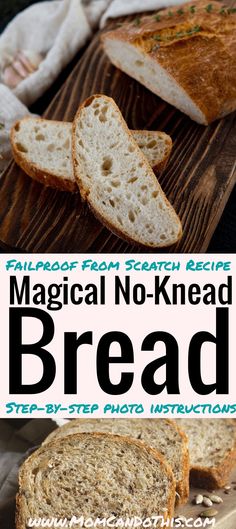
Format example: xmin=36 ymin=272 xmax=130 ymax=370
xmin=0 ymin=28 xmax=235 ymax=253
xmin=176 ymin=467 xmax=236 ymax=529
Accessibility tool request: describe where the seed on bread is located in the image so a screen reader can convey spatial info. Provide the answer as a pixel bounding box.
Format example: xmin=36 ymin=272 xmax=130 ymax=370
xmin=176 ymin=419 xmax=236 ymax=489
xmin=175 ymin=491 xmax=181 ymax=502
xmin=43 ymin=418 xmax=189 ymax=505
xmin=17 ymin=432 xmax=176 ymax=528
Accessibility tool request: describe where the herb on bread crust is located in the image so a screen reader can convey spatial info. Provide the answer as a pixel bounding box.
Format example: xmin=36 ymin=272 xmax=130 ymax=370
xmin=133 ymin=17 xmax=141 ymax=27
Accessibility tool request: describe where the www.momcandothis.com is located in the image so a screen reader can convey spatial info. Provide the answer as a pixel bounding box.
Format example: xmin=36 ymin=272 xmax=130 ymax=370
xmin=27 ymin=516 xmax=216 ymax=528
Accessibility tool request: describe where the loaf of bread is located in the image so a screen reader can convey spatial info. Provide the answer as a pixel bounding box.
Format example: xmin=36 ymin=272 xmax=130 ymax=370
xmin=102 ymin=0 xmax=236 ymax=124
xmin=43 ymin=418 xmax=189 ymax=505
xmin=11 ymin=118 xmax=172 ymax=192
xmin=177 ymin=419 xmax=236 ymax=488
xmin=73 ymin=94 xmax=182 ymax=248
xmin=16 ymin=432 xmax=176 ymax=528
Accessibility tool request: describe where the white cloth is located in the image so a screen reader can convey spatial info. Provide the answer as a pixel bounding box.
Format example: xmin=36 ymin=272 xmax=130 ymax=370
xmin=0 ymin=0 xmax=185 ymax=175
xmin=0 ymin=0 xmax=91 ymax=107
xmin=0 ymin=86 xmax=37 ymax=173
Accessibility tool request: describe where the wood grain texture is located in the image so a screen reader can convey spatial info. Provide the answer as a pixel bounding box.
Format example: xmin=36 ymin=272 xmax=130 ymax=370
xmin=0 ymin=28 xmax=235 ymax=253
xmin=175 ymin=466 xmax=236 ymax=528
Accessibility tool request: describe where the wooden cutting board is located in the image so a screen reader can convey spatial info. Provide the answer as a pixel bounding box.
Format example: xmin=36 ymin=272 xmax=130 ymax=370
xmin=0 ymin=26 xmax=235 ymax=253
xmin=176 ymin=467 xmax=236 ymax=528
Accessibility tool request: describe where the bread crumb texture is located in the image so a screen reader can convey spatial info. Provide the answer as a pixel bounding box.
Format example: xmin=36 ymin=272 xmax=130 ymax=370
xmin=103 ymin=0 xmax=236 ymax=124
xmin=17 ymin=433 xmax=175 ymax=528
xmin=73 ymin=95 xmax=181 ymax=247
xmin=177 ymin=419 xmax=236 ymax=467
xmin=43 ymin=418 xmax=187 ymax=487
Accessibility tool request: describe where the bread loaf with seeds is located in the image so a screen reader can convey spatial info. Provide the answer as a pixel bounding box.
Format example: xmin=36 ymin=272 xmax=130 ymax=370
xmin=177 ymin=419 xmax=236 ymax=488
xmin=43 ymin=418 xmax=189 ymax=505
xmin=16 ymin=432 xmax=176 ymax=528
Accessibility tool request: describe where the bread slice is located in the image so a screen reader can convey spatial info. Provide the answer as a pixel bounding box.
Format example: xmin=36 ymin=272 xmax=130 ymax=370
xmin=43 ymin=418 xmax=189 ymax=505
xmin=16 ymin=432 xmax=176 ymax=528
xmin=10 ymin=117 xmax=172 ymax=193
xmin=72 ymin=94 xmax=182 ymax=248
xmin=11 ymin=119 xmax=76 ymax=193
xmin=102 ymin=0 xmax=236 ymax=125
xmin=177 ymin=419 xmax=236 ymax=489
xmin=131 ymin=130 xmax=172 ymax=174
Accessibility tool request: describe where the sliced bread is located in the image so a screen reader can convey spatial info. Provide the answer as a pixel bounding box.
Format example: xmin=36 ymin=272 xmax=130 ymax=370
xmin=177 ymin=419 xmax=236 ymax=488
xmin=11 ymin=119 xmax=75 ymax=192
xmin=11 ymin=118 xmax=172 ymax=193
xmin=102 ymin=0 xmax=236 ymax=125
xmin=131 ymin=130 xmax=172 ymax=174
xmin=72 ymin=94 xmax=182 ymax=248
xmin=43 ymin=418 xmax=189 ymax=505
xmin=16 ymin=432 xmax=176 ymax=528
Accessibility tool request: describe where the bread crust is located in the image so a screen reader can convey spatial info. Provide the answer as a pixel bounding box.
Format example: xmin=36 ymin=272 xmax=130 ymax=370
xmin=11 ymin=119 xmax=172 ymax=193
xmin=177 ymin=419 xmax=236 ymax=489
xmin=87 ymin=201 xmax=180 ymax=250
xmin=43 ymin=418 xmax=189 ymax=505
xmin=102 ymin=0 xmax=236 ymax=124
xmin=11 ymin=119 xmax=78 ymax=193
xmin=190 ymin=438 xmax=236 ymax=489
xmin=72 ymin=94 xmax=182 ymax=248
xmin=168 ymin=419 xmax=189 ymax=505
xmin=16 ymin=432 xmax=176 ymax=529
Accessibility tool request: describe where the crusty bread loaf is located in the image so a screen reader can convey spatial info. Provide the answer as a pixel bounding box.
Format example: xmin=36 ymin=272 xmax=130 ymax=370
xmin=10 ymin=118 xmax=172 ymax=192
xmin=177 ymin=419 xmax=236 ymax=488
xmin=16 ymin=432 xmax=176 ymax=528
xmin=43 ymin=418 xmax=189 ymax=505
xmin=102 ymin=0 xmax=236 ymax=125
xmin=72 ymin=94 xmax=182 ymax=248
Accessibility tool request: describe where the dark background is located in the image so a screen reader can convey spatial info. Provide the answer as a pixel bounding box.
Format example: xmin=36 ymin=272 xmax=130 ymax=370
xmin=0 ymin=0 xmax=235 ymax=253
